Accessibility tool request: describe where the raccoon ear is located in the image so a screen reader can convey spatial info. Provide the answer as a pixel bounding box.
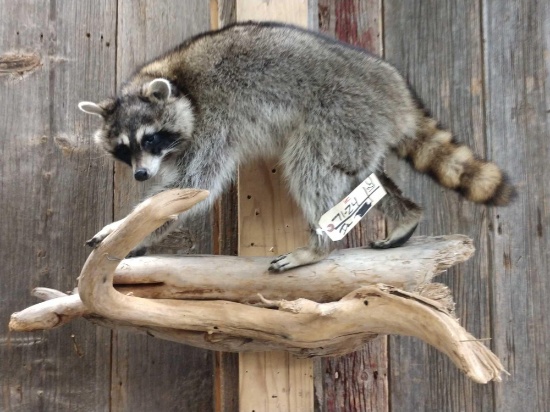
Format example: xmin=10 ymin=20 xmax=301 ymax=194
xmin=78 ymin=99 xmax=116 ymax=118
xmin=143 ymin=78 xmax=172 ymax=101
xmin=78 ymin=101 xmax=107 ymax=118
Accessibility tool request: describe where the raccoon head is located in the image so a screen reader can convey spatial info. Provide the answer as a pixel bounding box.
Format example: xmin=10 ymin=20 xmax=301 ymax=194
xmin=78 ymin=78 xmax=194 ymax=182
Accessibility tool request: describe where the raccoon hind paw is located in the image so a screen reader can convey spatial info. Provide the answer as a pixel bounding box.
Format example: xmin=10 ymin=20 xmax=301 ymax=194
xmin=371 ymin=222 xmax=418 ymax=249
xmin=127 ymin=246 xmax=148 ymax=258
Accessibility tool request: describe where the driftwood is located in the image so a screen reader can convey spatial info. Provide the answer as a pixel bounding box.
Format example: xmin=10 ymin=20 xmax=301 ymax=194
xmin=9 ymin=189 xmax=506 ymax=383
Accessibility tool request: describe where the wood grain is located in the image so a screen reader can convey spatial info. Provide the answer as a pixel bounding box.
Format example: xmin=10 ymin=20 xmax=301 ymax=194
xmin=2 ymin=1 xmax=548 ymax=410
xmin=236 ymin=0 xmax=310 ymax=25
xmin=9 ymin=234 xmax=476 ymax=332
xmin=111 ymin=2 xmax=214 ymax=411
xmin=0 ymin=1 xmax=116 ymax=410
xmin=317 ymin=1 xmax=388 ymax=411
xmin=483 ymin=1 xmax=550 ymax=410
xmin=236 ymin=145 xmax=314 ymax=412
xmin=236 ymin=1 xmax=315 ymax=411
xmin=210 ymin=2 xmax=240 ymax=411
xmin=384 ymin=1 xmax=494 ymax=410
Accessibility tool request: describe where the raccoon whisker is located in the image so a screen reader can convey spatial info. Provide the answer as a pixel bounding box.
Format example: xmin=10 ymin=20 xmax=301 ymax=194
xmin=163 ymin=141 xmax=183 ymax=154
xmin=166 ymin=140 xmax=183 ymax=150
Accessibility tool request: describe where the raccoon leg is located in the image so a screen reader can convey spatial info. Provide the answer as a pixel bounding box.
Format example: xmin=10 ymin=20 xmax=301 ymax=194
xmin=269 ymin=145 xmax=353 ymax=272
xmin=127 ymin=218 xmax=182 ymax=257
xmin=371 ymin=173 xmax=422 ymax=249
xmin=88 ymin=128 xmax=236 ymax=256
xmin=86 ymin=218 xmax=126 ymax=247
xmin=269 ymin=229 xmax=332 ymax=272
xmin=85 ymin=215 xmax=179 ymax=256
xmin=128 ymin=136 xmax=237 ymax=256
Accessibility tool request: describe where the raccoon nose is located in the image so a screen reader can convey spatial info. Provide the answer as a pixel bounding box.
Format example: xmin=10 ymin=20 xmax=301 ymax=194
xmin=134 ymin=168 xmax=150 ymax=181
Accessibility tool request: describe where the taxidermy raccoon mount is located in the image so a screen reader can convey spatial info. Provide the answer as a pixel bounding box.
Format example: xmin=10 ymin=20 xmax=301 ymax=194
xmin=79 ymin=22 xmax=515 ymax=272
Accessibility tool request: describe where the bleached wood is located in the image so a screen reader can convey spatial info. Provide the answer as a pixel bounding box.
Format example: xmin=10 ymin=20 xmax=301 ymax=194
xmin=9 ymin=234 xmax=470 ymax=330
xmin=10 ymin=189 xmax=506 ymax=384
xmin=10 ymin=291 xmax=377 ymax=356
xmin=10 ymin=281 xmax=505 ymax=383
xmin=10 ymin=234 xmax=470 ymax=337
xmin=109 ymin=234 xmax=473 ymax=303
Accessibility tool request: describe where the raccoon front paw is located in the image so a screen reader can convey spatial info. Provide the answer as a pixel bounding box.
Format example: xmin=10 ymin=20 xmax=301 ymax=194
xmin=85 ymin=235 xmax=103 ymax=248
xmin=85 ymin=219 xmax=125 ymax=248
xmin=268 ymin=248 xmax=325 ymax=273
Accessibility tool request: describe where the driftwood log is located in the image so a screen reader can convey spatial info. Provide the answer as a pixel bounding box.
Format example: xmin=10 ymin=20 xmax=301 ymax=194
xmin=9 ymin=189 xmax=506 ymax=383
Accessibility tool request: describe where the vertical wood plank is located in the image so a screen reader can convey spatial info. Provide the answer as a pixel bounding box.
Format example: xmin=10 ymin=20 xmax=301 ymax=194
xmin=0 ymin=1 xmax=116 ymax=410
xmin=237 ymin=166 xmax=314 ymax=412
xmin=316 ymin=1 xmax=388 ymax=411
xmin=483 ymin=1 xmax=550 ymax=411
xmin=236 ymin=0 xmax=310 ymax=24
xmin=384 ymin=1 xmax=495 ymax=411
xmin=236 ymin=1 xmax=315 ymax=411
xmin=112 ymin=2 xmax=214 ymax=411
xmin=210 ymin=2 xmax=240 ymax=412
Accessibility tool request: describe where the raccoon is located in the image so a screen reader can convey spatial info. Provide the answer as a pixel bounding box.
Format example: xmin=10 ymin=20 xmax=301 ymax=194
xmin=79 ymin=22 xmax=515 ymax=272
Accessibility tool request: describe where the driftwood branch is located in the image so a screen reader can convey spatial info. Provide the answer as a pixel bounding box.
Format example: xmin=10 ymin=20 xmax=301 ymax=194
xmin=109 ymin=234 xmax=473 ymax=303
xmin=9 ymin=189 xmax=506 ymax=383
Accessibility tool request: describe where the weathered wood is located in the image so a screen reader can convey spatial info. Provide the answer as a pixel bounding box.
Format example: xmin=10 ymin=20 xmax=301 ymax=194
xmin=317 ymin=2 xmax=387 ymax=409
xmin=7 ymin=284 xmax=456 ymax=358
xmin=209 ymin=2 xmax=240 ymax=409
xmin=0 ymin=1 xmax=116 ymax=410
xmin=483 ymin=1 xmax=550 ymax=411
xmin=383 ymin=1 xmax=496 ymax=410
xmin=112 ymin=235 xmax=473 ymax=301
xmin=236 ymin=1 xmax=315 ymax=411
xmin=10 ymin=190 xmax=505 ymax=385
xmin=111 ymin=3 xmax=214 ymax=411
xmin=68 ymin=190 xmax=501 ymax=382
xmin=9 ymin=235 xmax=472 ymax=331
xmin=9 ymin=234 xmax=473 ymax=314
xmin=8 ymin=191 xmax=501 ymax=385
xmin=2 ymin=2 xmax=547 ymax=410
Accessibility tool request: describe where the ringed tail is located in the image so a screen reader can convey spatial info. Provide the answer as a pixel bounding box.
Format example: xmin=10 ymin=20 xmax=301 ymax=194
xmin=396 ymin=109 xmax=516 ymax=206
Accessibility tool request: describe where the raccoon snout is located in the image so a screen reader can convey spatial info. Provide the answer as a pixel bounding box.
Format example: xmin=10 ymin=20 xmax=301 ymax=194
xmin=134 ymin=168 xmax=150 ymax=181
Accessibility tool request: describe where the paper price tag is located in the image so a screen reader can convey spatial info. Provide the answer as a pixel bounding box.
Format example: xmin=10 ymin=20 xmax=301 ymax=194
xmin=318 ymin=173 xmax=387 ymax=241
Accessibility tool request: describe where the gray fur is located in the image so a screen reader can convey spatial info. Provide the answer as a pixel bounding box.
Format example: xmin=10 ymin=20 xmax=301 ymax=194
xmin=80 ymin=22 xmax=435 ymax=271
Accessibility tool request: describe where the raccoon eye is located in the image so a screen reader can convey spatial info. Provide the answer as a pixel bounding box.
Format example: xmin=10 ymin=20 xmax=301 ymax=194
xmin=112 ymin=144 xmax=132 ymax=166
xmin=142 ymin=131 xmax=179 ymax=154
xmin=142 ymin=134 xmax=158 ymax=146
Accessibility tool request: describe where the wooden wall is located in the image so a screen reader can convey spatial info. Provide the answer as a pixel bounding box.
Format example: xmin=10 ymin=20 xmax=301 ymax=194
xmin=0 ymin=1 xmax=213 ymax=411
xmin=1 ymin=1 xmax=548 ymax=411
xmin=384 ymin=1 xmax=549 ymax=411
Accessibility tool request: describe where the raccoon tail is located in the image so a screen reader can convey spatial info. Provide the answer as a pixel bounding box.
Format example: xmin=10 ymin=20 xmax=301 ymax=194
xmin=395 ymin=111 xmax=516 ymax=206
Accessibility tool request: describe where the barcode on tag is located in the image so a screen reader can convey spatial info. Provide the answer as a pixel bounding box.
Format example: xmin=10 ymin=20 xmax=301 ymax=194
xmin=318 ymin=173 xmax=387 ymax=241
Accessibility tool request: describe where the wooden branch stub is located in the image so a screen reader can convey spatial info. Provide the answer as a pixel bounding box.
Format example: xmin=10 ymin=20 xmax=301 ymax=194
xmin=9 ymin=189 xmax=506 ymax=383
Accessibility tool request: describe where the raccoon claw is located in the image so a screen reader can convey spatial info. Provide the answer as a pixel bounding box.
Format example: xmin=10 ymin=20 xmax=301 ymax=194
xmin=370 ymin=238 xmax=394 ymax=249
xmin=268 ymin=248 xmax=325 ymax=272
xmin=370 ymin=223 xmax=418 ymax=249
xmin=127 ymin=246 xmax=148 ymax=258
xmin=85 ymin=236 xmax=102 ymax=248
xmin=268 ymin=254 xmax=293 ymax=272
xmin=85 ymin=219 xmax=125 ymax=249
